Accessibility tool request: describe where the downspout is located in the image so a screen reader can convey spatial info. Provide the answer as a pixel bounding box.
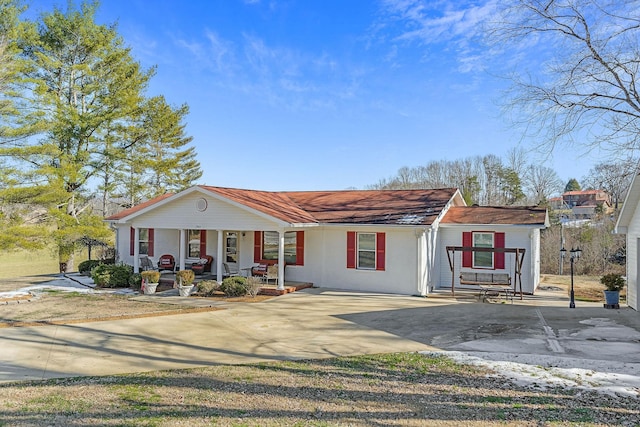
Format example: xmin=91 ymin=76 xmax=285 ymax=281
xmin=133 ymin=227 xmax=140 ymax=273
xmin=426 ymin=227 xmax=434 ymax=292
xmin=415 ymin=228 xmax=426 ymax=296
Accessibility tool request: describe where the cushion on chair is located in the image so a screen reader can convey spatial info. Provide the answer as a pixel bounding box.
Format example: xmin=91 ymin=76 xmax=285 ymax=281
xmin=252 ymin=264 xmax=268 ymax=276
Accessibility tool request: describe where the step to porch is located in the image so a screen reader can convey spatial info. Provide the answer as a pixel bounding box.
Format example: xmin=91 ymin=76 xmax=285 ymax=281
xmin=258 ymin=283 xmax=314 ymax=296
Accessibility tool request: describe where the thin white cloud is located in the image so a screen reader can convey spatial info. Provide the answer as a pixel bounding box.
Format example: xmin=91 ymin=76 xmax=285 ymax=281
xmin=175 ymin=29 xmax=366 ymax=112
xmin=381 ymin=0 xmax=498 ymax=42
xmin=375 ymin=0 xmax=499 ymax=74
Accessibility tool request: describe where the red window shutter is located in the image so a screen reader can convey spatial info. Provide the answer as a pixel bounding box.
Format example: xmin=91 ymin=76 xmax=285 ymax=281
xmin=148 ymin=228 xmax=155 ymax=257
xmin=495 ymin=232 xmax=505 ymax=269
xmin=254 ymin=231 xmax=262 ymax=262
xmin=462 ymin=232 xmax=472 ymax=268
xmin=346 ymin=231 xmax=356 ymax=269
xmin=376 ymin=232 xmax=386 ymax=271
xmin=296 ymin=231 xmax=304 ymax=266
xmin=130 ymin=227 xmax=135 ymax=256
xmin=199 ymin=230 xmax=207 ymax=256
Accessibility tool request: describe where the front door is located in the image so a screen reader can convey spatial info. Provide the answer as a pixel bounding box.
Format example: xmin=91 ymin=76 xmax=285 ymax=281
xmin=225 ymin=231 xmax=239 ymax=272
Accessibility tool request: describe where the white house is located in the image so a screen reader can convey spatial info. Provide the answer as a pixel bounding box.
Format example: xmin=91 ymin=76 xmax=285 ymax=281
xmin=105 ymin=185 xmax=548 ymax=296
xmin=615 ymin=172 xmax=640 ymax=311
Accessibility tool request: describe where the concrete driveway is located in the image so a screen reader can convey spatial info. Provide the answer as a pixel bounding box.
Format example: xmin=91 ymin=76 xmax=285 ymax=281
xmin=1 ymin=287 xmax=640 ymax=383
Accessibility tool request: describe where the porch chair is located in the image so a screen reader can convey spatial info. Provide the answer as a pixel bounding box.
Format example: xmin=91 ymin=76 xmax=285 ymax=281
xmin=251 ymin=263 xmax=268 ymax=278
xmin=264 ymin=264 xmax=278 ymax=284
xmin=158 ymin=254 xmax=176 ymax=272
xmin=223 ymin=262 xmax=239 ymax=278
xmin=139 ymin=256 xmax=156 ymax=271
xmin=202 ymin=255 xmax=214 ymax=273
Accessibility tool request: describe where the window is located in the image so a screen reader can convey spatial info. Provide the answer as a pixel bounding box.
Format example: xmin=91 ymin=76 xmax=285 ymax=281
xmin=262 ymin=231 xmax=297 ymax=264
xmin=473 ymin=232 xmax=494 ymax=268
xmin=346 ymin=231 xmax=385 ymax=271
xmin=462 ymin=231 xmax=505 ymax=270
xmin=253 ymin=231 xmax=304 ymax=266
xmin=188 ymin=229 xmax=201 ymax=258
xmin=130 ymin=227 xmax=154 ymax=256
xmin=139 ymin=228 xmax=150 ymax=255
xmin=357 ymin=233 xmax=376 ymax=269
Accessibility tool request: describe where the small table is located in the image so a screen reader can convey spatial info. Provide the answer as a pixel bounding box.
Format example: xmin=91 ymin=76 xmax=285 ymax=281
xmin=191 ymin=264 xmax=205 ymax=275
xmin=240 ymin=267 xmax=254 ymax=277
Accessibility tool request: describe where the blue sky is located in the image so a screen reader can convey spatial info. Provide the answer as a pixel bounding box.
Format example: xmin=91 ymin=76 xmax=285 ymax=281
xmin=27 ymin=0 xmax=602 ymax=191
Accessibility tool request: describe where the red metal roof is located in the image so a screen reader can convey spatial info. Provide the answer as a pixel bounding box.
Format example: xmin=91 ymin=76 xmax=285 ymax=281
xmin=283 ymin=188 xmax=458 ymax=224
xmin=441 ymin=206 xmax=548 ymax=225
xmin=201 ymin=186 xmax=317 ymax=224
xmin=106 ymin=186 xmax=547 ymax=227
xmin=106 ymin=186 xmax=460 ymax=226
xmin=104 ymin=193 xmax=174 ymax=221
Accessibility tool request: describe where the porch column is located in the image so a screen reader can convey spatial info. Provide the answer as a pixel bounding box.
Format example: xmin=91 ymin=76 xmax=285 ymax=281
xmin=179 ymin=229 xmax=186 ymax=271
xmin=133 ymin=227 xmax=140 ymax=273
xmin=277 ymin=230 xmax=285 ymax=290
xmin=216 ymin=229 xmax=224 ymax=282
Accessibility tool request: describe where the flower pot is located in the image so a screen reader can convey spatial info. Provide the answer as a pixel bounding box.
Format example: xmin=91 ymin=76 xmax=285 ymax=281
xmin=143 ymin=282 xmax=159 ymax=295
xmin=178 ymin=284 xmax=194 ymax=297
xmin=604 ymin=290 xmax=620 ymax=306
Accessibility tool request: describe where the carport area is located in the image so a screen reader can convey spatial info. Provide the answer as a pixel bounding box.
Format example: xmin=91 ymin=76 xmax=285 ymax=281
xmin=1 ymin=285 xmax=639 ymax=395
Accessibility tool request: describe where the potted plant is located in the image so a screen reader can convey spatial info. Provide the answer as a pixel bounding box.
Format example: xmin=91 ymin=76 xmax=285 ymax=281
xmin=140 ymin=270 xmax=161 ymax=294
xmin=600 ymin=273 xmax=625 ymax=307
xmin=176 ymin=269 xmax=195 ymax=296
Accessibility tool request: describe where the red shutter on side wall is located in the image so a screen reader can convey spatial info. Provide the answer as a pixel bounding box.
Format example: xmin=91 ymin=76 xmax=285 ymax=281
xmin=296 ymin=231 xmax=304 ymax=266
xmin=375 ymin=232 xmax=386 ymax=271
xmin=148 ymin=229 xmax=155 ymax=257
xmin=346 ymin=231 xmax=356 ymax=269
xmin=130 ymin=227 xmax=135 ymax=256
xmin=494 ymin=232 xmax=505 ymax=269
xmin=254 ymin=231 xmax=262 ymax=262
xmin=199 ymin=230 xmax=207 ymax=256
xmin=462 ymin=232 xmax=472 ymax=268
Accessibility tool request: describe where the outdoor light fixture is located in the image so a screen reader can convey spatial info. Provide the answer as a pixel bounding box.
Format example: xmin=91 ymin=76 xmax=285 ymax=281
xmin=560 ymin=246 xmax=581 ymax=308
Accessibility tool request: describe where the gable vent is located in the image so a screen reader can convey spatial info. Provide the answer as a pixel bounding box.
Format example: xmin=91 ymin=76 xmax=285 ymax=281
xmin=196 ymin=198 xmax=208 ymax=212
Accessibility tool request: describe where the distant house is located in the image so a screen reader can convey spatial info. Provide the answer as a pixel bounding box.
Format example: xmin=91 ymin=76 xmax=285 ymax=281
xmin=105 ymin=185 xmax=548 ymax=296
xmin=615 ymin=174 xmax=640 ymax=311
xmin=548 ymin=196 xmax=567 ymax=211
xmin=562 ymin=190 xmax=612 ymax=218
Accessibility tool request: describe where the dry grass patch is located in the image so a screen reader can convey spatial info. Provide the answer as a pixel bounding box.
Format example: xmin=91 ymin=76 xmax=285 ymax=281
xmin=0 ymin=353 xmax=638 ymax=426
xmin=540 ymin=274 xmax=626 ymax=302
xmin=0 ymin=291 xmax=220 ymax=327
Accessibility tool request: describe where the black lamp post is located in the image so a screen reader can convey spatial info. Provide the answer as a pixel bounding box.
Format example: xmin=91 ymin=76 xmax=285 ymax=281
xmin=560 ymin=246 xmax=581 ymax=308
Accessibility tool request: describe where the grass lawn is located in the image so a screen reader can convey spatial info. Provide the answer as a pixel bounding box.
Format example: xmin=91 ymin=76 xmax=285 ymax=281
xmin=0 ymin=247 xmax=90 ymax=279
xmin=540 ymin=274 xmax=626 ymax=303
xmin=0 ymin=353 xmax=637 ymax=426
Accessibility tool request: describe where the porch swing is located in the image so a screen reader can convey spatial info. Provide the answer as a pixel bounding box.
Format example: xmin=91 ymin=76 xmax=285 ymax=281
xmin=445 ymin=245 xmax=526 ymax=300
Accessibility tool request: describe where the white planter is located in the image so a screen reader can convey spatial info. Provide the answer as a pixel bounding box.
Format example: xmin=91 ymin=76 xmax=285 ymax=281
xmin=143 ymin=282 xmax=159 ymax=295
xmin=178 ymin=284 xmax=194 ymax=297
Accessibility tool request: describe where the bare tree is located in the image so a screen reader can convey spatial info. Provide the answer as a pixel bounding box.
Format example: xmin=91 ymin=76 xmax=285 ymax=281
xmin=525 ymin=165 xmax=563 ymax=204
xmin=582 ymin=158 xmax=639 ymax=209
xmin=490 ymin=0 xmax=640 ymax=155
xmin=505 ymin=146 xmax=528 ymax=177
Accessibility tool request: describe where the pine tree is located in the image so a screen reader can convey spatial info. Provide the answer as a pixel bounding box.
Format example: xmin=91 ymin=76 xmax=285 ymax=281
xmin=565 ymin=178 xmax=581 ymax=193
xmin=0 ymin=1 xmax=153 ymax=265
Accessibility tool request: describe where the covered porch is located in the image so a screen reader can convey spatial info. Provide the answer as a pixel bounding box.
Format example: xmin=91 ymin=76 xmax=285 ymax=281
xmin=130 ymin=227 xmax=301 ymax=292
